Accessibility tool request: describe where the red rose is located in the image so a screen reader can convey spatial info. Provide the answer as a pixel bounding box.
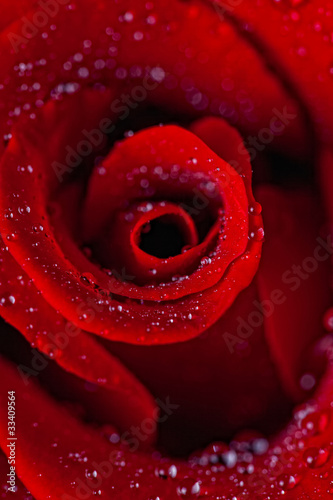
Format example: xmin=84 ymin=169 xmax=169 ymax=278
xmin=0 ymin=1 xmax=333 ymax=499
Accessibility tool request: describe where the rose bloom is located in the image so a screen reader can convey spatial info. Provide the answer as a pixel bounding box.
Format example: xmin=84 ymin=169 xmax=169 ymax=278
xmin=0 ymin=0 xmax=333 ymax=499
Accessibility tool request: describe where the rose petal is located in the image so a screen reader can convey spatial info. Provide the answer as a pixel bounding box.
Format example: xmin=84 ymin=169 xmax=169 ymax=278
xmin=0 ymin=0 xmax=307 ymax=154
xmin=0 ymin=93 xmax=262 ymax=344
xmin=216 ymin=0 xmax=333 ymax=145
xmin=256 ymin=186 xmax=331 ymax=401
xmin=0 ymin=235 xmax=157 ymax=438
xmin=0 ymin=347 xmax=333 ymax=498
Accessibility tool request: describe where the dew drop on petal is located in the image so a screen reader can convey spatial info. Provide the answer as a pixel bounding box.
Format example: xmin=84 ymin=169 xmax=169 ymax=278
xmin=0 ymin=293 xmax=16 ymax=306
xmin=303 ymin=446 xmax=330 ymax=468
xmin=276 ymin=473 xmax=302 ymax=490
xmin=18 ymin=205 xmax=31 ymax=215
xmin=176 ymin=478 xmax=201 ymax=498
xmin=80 ymin=272 xmax=97 ymax=287
xmin=251 ymin=437 xmax=269 ymax=455
xmin=85 ymin=469 xmax=99 ymax=479
xmin=301 ymin=409 xmax=330 ymax=436
xmin=168 ymin=465 xmax=178 ymax=478
xmin=299 ymin=373 xmax=316 ymax=391
xmin=249 ymin=202 xmax=262 ymax=216
xmin=203 ymin=441 xmax=228 ymax=463
xmin=42 ymin=343 xmax=60 ymax=359
xmin=250 ymin=227 xmax=264 ymax=242
xmin=221 ymin=449 xmax=238 ymax=468
xmin=154 ymin=467 xmax=168 ymax=479
xmin=123 ymin=11 xmax=134 ymax=22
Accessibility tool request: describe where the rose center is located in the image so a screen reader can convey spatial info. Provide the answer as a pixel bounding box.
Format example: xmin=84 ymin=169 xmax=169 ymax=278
xmin=139 ymin=214 xmax=196 ymax=259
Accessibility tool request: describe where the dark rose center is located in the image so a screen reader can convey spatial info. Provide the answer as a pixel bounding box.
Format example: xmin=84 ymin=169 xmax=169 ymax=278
xmin=139 ymin=214 xmax=195 ymax=259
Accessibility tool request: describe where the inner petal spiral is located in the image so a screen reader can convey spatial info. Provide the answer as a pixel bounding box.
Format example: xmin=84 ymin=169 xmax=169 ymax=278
xmin=137 ymin=208 xmax=198 ymax=259
xmin=0 ymin=90 xmax=263 ymax=344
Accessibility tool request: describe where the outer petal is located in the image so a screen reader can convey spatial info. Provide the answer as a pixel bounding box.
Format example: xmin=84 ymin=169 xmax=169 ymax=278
xmin=212 ymin=0 xmax=333 ymax=145
xmin=0 ymin=450 xmax=34 ymax=499
xmin=0 ymin=0 xmax=307 ymax=153
xmin=0 ymin=235 xmax=157 ymax=439
xmin=256 ymin=186 xmax=332 ymax=401
xmin=0 ymin=356 xmax=166 ymax=500
xmin=0 ymin=343 xmax=333 ymax=499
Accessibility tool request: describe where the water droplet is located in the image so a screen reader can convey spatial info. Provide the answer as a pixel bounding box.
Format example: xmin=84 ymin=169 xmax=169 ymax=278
xmin=41 ymin=343 xmax=59 ymax=359
xmin=301 ymin=409 xmax=330 ymax=436
xmin=4 ymin=209 xmax=14 ymax=220
xmin=78 ymin=67 xmax=89 ymax=79
xmin=300 ymin=373 xmax=316 ymax=391
xmin=203 ymin=441 xmax=228 ymax=463
xmin=18 ymin=205 xmax=31 ymax=215
xmin=249 ymin=202 xmax=262 ymax=216
xmin=0 ymin=294 xmax=16 ymax=306
xmin=6 ymin=233 xmax=18 ymax=242
xmin=123 ymin=11 xmax=134 ymax=22
xmin=146 ymin=14 xmax=157 ymax=25
xmin=250 ymin=227 xmax=264 ymax=242
xmin=154 ymin=467 xmax=171 ymax=479
xmin=277 ymin=473 xmax=302 ymax=490
xmin=176 ymin=478 xmax=201 ymax=498
xmin=303 ymin=446 xmax=330 ymax=468
xmin=221 ymin=449 xmax=237 ymax=468
xmin=133 ymin=31 xmax=144 ymax=41
xmin=85 ymin=469 xmax=99 ymax=479
xmin=168 ymin=465 xmax=178 ymax=478
xmin=3 ymin=133 xmax=12 ymax=147
xmin=200 ymin=257 xmax=211 ymax=266
xmin=80 ymin=273 xmax=97 ymax=287
xmin=252 ymin=437 xmax=269 ymax=455
xmin=151 ymin=67 xmax=166 ymax=82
